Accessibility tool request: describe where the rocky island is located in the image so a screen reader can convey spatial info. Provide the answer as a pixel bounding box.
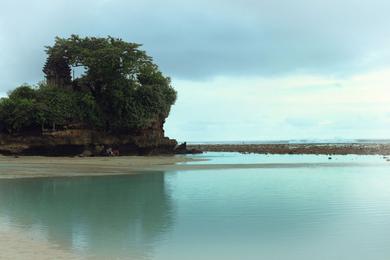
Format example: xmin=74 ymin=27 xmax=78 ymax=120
xmin=0 ymin=35 xmax=193 ymax=156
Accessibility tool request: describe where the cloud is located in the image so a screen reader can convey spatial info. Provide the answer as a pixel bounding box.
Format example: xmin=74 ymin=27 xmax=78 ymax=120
xmin=1 ymin=0 xmax=389 ymax=140
xmin=1 ymin=0 xmax=390 ymax=91
xmin=285 ymin=118 xmax=318 ymax=128
xmin=165 ymin=68 xmax=390 ymax=141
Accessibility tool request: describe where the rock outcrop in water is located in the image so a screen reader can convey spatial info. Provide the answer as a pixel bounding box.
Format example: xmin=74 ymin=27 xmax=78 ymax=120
xmin=0 ymin=36 xmax=198 ymax=156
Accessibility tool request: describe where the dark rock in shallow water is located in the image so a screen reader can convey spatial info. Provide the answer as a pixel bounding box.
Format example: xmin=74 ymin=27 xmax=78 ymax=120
xmin=174 ymin=142 xmax=187 ymax=154
xmin=188 ymin=148 xmax=203 ymax=154
xmin=174 ymin=142 xmax=203 ymax=154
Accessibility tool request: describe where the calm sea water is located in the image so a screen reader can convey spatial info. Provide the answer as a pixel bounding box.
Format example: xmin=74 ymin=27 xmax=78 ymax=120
xmin=0 ymin=153 xmax=390 ymax=259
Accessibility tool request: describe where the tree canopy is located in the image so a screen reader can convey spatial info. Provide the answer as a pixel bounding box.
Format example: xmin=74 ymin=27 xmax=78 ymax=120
xmin=0 ymin=35 xmax=177 ymax=134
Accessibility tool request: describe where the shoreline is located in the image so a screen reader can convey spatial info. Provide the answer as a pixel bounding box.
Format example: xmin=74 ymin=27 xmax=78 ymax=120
xmin=0 ymin=152 xmax=389 ymax=179
xmin=188 ymin=143 xmax=390 ymax=155
xmin=0 ymin=152 xmax=389 ymax=258
xmin=0 ymin=155 xmax=201 ymax=179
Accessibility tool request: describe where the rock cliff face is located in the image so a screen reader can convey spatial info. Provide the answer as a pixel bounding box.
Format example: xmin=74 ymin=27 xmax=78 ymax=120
xmin=0 ymin=119 xmax=178 ymax=156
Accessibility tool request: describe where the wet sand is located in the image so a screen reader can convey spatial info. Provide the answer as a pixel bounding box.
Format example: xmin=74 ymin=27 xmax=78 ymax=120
xmin=1 ymin=154 xmax=389 ymax=179
xmin=0 ymin=155 xmax=200 ymax=179
xmin=0 ymin=229 xmax=81 ymax=260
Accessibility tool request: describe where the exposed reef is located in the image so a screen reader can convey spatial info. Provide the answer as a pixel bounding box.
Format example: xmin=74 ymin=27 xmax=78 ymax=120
xmin=188 ymin=143 xmax=390 ymax=155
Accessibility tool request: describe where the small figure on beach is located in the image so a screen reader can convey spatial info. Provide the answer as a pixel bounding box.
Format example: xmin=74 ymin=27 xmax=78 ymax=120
xmin=105 ymin=147 xmax=120 ymax=156
xmin=106 ymin=147 xmax=113 ymax=156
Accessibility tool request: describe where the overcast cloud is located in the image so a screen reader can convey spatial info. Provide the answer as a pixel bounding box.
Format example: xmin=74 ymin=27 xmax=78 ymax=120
xmin=1 ymin=0 xmax=390 ymax=140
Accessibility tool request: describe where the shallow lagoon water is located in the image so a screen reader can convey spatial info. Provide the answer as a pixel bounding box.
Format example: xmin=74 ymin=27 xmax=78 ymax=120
xmin=0 ymin=152 xmax=390 ymax=259
xmin=185 ymin=152 xmax=388 ymax=164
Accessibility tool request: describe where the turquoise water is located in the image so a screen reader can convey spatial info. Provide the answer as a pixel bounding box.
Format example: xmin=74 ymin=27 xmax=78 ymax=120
xmin=1 ymin=153 xmax=390 ymax=259
xmin=184 ymin=152 xmax=387 ymax=164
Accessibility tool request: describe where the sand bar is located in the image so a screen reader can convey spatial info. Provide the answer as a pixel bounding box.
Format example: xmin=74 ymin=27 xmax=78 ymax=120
xmin=0 ymin=155 xmax=203 ymax=179
xmin=0 ymin=154 xmax=389 ymax=179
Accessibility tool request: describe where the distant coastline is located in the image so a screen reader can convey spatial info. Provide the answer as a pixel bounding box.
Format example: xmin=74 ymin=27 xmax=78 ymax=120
xmin=186 ymin=139 xmax=390 ymax=145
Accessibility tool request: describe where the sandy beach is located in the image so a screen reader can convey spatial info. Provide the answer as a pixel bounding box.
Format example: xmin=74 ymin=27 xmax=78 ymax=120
xmin=2 ymin=152 xmax=390 ymax=180
xmin=0 ymin=155 xmax=201 ymax=179
xmin=1 ymin=153 xmax=388 ymax=179
xmin=0 ymin=228 xmax=81 ymax=260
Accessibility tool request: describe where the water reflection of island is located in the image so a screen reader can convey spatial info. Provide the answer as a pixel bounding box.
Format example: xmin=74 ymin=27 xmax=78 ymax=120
xmin=0 ymin=173 xmax=174 ymax=259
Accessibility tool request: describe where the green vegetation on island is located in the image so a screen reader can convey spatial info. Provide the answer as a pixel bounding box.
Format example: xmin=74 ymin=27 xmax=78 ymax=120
xmin=0 ymin=35 xmax=177 ymax=134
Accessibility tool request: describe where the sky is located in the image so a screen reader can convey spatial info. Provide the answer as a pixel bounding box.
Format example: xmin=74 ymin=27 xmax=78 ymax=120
xmin=1 ymin=0 xmax=390 ymax=141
